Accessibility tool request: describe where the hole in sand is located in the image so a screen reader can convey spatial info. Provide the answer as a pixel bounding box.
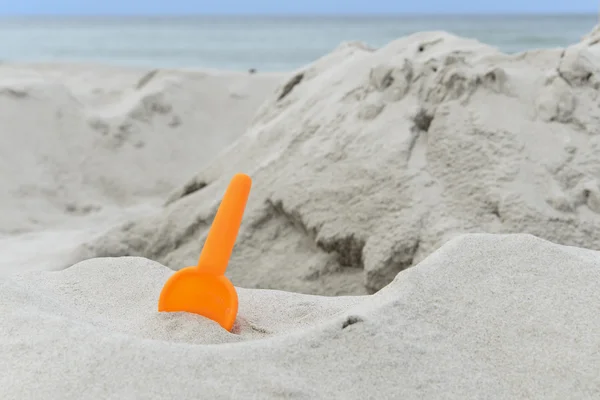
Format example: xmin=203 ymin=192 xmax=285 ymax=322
xmin=412 ymin=108 xmax=434 ymax=132
xmin=342 ymin=316 xmax=363 ymax=329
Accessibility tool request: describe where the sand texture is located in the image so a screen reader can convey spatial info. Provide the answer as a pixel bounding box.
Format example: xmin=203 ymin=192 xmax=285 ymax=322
xmin=2 ymin=234 xmax=600 ymax=399
xmin=74 ymin=30 xmax=600 ymax=295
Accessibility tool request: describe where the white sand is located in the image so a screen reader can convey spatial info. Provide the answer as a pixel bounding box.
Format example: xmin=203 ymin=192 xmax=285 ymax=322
xmin=3 ymin=28 xmax=600 ymax=399
xmin=75 ymin=29 xmax=600 ymax=295
xmin=0 ymin=63 xmax=282 ymax=275
xmin=2 ymin=234 xmax=600 ymax=399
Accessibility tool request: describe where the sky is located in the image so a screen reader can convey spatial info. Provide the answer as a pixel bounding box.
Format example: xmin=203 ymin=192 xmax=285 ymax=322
xmin=0 ymin=0 xmax=596 ymax=15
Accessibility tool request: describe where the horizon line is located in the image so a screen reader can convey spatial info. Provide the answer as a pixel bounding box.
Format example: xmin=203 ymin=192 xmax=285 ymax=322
xmin=0 ymin=12 xmax=596 ymax=18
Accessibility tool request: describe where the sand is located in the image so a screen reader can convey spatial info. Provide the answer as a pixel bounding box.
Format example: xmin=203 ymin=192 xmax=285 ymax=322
xmin=0 ymin=63 xmax=282 ymax=275
xmin=2 ymin=234 xmax=600 ymax=399
xmin=74 ymin=29 xmax=600 ymax=295
xmin=2 ymin=28 xmax=600 ymax=399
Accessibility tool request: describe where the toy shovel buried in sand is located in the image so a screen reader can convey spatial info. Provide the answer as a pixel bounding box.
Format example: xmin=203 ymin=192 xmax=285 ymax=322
xmin=158 ymin=173 xmax=252 ymax=331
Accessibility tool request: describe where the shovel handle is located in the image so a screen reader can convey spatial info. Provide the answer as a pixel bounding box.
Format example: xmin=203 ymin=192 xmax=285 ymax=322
xmin=197 ymin=173 xmax=252 ymax=275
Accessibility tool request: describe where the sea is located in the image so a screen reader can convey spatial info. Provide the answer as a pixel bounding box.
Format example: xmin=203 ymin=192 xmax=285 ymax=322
xmin=0 ymin=14 xmax=597 ymax=71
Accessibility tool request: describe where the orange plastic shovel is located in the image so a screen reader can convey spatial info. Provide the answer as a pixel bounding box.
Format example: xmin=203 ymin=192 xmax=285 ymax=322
xmin=158 ymin=173 xmax=252 ymax=331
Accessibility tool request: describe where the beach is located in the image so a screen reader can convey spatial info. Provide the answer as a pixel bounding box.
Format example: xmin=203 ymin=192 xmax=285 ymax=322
xmin=2 ymin=18 xmax=600 ymax=399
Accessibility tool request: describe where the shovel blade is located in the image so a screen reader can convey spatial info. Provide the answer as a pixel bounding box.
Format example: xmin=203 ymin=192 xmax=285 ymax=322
xmin=158 ymin=267 xmax=238 ymax=331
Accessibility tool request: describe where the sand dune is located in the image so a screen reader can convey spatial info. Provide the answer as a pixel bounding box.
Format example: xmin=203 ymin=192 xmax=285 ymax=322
xmin=0 ymin=64 xmax=281 ymax=274
xmin=0 ymin=64 xmax=281 ymax=234
xmin=75 ymin=30 xmax=600 ymax=295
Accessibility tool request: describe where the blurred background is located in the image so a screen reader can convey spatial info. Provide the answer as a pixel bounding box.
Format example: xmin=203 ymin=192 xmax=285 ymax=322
xmin=0 ymin=0 xmax=597 ymax=71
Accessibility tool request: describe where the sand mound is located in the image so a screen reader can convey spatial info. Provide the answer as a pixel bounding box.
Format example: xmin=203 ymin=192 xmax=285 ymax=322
xmin=0 ymin=64 xmax=281 ymax=234
xmin=2 ymin=234 xmax=600 ymax=399
xmin=74 ymin=30 xmax=600 ymax=295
